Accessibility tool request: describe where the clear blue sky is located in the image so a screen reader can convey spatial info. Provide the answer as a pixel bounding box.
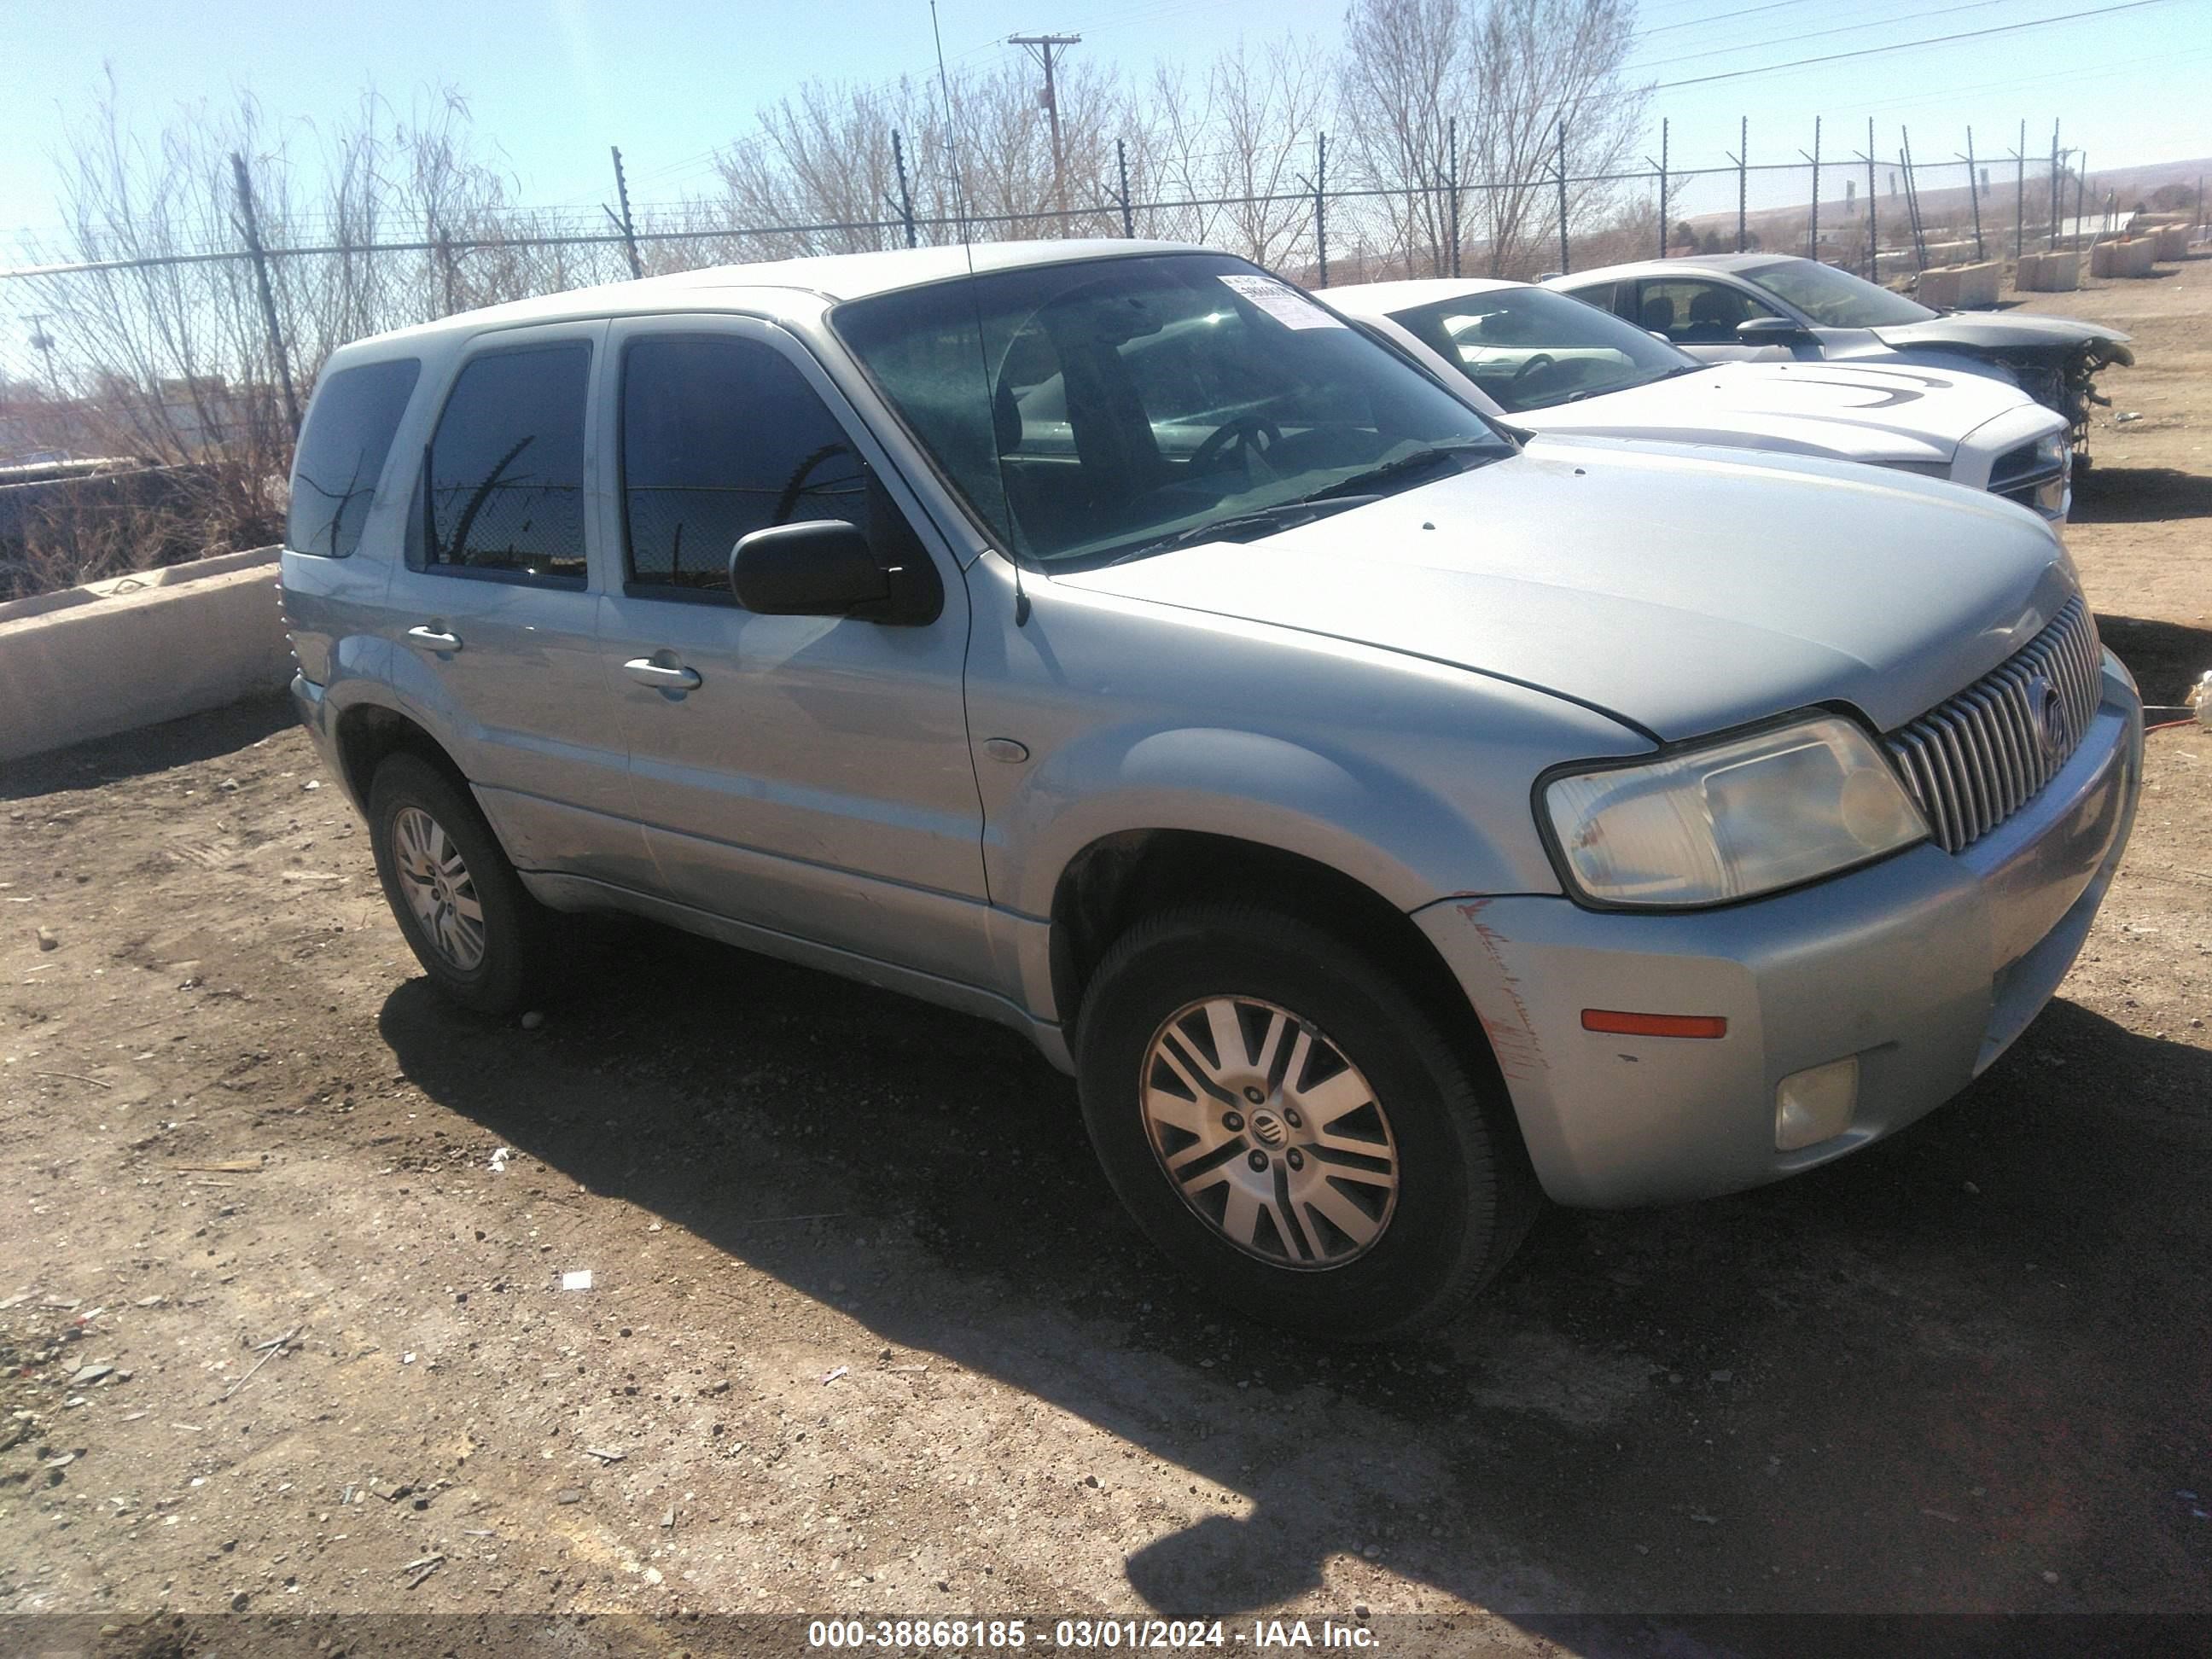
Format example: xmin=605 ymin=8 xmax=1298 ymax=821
xmin=2 ymin=0 xmax=2208 ymax=254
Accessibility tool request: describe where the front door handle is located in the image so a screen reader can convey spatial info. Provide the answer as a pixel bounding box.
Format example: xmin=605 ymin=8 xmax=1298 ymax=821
xmin=624 ymin=657 xmax=702 ymax=691
xmin=405 ymin=625 xmax=463 ymax=652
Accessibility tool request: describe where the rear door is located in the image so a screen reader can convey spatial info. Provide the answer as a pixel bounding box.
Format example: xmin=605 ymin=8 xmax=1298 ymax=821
xmin=381 ymin=321 xmax=651 ymax=888
xmin=592 ymin=317 xmax=990 ymax=988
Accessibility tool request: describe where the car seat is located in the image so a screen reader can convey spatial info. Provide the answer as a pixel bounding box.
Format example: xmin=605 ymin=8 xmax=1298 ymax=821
xmin=1639 ymin=294 xmax=1675 ymax=335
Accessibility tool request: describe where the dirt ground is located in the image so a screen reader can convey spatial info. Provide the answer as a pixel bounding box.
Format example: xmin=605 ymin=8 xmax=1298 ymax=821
xmin=2 ymin=257 xmax=2208 ymax=1651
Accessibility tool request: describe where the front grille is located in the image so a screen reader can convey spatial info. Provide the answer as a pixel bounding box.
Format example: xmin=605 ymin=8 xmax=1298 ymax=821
xmin=1884 ymin=597 xmax=2102 ymax=853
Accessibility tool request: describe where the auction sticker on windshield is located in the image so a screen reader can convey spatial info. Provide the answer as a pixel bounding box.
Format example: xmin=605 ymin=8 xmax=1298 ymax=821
xmin=1219 ymin=272 xmax=1343 ymax=329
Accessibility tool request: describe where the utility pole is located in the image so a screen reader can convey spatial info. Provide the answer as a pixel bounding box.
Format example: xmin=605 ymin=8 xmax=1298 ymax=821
xmin=229 ymin=151 xmax=300 ymax=436
xmin=1009 ymin=33 xmax=1080 ymax=235
xmin=604 ymin=147 xmax=643 ymax=280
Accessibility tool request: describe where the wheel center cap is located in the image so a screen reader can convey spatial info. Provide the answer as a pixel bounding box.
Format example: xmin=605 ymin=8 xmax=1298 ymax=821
xmin=1248 ymin=1109 xmax=1289 ymax=1149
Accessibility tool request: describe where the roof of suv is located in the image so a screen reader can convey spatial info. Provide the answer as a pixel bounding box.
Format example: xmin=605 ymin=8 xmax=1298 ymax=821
xmin=352 ymin=238 xmax=1208 ymax=350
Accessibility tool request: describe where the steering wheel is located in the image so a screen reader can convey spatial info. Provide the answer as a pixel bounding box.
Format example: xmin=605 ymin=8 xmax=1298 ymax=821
xmin=1188 ymin=415 xmax=1284 ymax=476
xmin=1510 ymin=353 xmax=1558 ymax=386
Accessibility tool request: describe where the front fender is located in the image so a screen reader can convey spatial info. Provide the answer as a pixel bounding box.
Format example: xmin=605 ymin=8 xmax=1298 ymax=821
xmin=996 ymin=720 xmax=1533 ymax=924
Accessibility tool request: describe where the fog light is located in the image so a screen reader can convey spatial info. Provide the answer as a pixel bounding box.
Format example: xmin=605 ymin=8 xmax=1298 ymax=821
xmin=1775 ymin=1056 xmax=1859 ymax=1151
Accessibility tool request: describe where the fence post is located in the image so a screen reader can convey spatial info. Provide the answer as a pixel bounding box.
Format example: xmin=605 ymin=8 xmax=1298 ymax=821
xmin=1736 ymin=117 xmax=1747 ymax=253
xmin=229 ymin=151 xmax=300 ymax=436
xmin=1867 ymin=119 xmax=1878 ymax=280
xmin=2074 ymin=154 xmax=2087 ymax=252
xmin=1447 ymin=115 xmax=1461 ymax=278
xmin=889 ymin=131 xmax=918 ymax=248
xmin=1807 ymin=117 xmax=1820 ymax=260
xmin=2047 ymin=121 xmax=2060 ymax=251
xmin=1962 ymin=127 xmax=1984 ymax=260
xmin=1555 ymin=119 xmax=1569 ymax=274
xmin=1303 ymin=131 xmax=1328 ymax=286
xmin=437 ymin=231 xmax=458 ymax=316
xmin=1117 ymin=138 xmax=1135 ymax=238
xmin=1656 ymin=118 xmax=1668 ymax=259
xmin=1900 ymin=127 xmax=1927 ymax=271
xmin=2014 ymin=121 xmax=2026 ymax=263
xmin=608 ymin=146 xmax=643 ymax=279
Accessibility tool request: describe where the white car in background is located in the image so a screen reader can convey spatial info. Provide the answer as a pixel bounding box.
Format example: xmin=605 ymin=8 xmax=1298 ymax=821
xmin=1323 ymin=277 xmax=2073 ymax=521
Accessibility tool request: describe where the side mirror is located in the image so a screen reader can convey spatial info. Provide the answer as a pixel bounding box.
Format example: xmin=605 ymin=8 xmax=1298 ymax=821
xmin=1736 ymin=316 xmax=1811 ymax=346
xmin=728 ymin=515 xmax=945 ymax=626
xmin=730 ymin=521 xmax=886 ymax=616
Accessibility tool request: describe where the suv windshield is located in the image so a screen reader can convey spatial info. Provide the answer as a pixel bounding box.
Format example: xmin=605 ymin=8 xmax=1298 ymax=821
xmin=1739 ymin=259 xmax=1937 ymax=328
xmin=1385 ymin=285 xmax=1697 ymax=412
xmin=832 ymin=253 xmax=1510 ymax=566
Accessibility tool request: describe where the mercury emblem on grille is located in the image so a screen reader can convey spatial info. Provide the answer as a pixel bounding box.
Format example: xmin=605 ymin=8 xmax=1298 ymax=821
xmin=2029 ymin=675 xmax=2067 ymax=756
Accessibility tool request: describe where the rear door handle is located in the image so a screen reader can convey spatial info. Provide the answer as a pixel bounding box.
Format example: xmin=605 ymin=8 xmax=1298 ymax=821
xmin=405 ymin=625 xmax=463 ymax=652
xmin=624 ymin=657 xmax=702 ymax=691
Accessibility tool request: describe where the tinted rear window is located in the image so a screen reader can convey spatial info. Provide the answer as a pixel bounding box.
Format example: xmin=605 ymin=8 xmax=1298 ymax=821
xmin=416 ymin=343 xmax=591 ymax=584
xmin=287 ymin=358 xmax=421 ymax=558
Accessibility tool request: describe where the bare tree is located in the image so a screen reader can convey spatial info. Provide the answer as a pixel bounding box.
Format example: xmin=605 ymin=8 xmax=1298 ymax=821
xmin=1338 ymin=0 xmax=1466 ymax=277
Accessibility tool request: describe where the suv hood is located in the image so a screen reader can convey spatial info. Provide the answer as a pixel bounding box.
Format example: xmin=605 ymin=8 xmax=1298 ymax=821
xmin=1512 ymin=359 xmax=2035 ymax=468
xmin=1870 ymin=311 xmax=2133 ymax=363
xmin=1055 ymin=437 xmax=2075 ymax=742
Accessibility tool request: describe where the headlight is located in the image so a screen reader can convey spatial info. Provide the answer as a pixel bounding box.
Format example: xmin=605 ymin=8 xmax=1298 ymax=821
xmin=2035 ymin=433 xmax=2070 ymax=474
xmin=1543 ymin=716 xmax=1929 ymax=908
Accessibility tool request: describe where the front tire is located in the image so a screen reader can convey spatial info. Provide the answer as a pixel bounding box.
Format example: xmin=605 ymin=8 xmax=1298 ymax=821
xmin=1075 ymin=905 xmax=1535 ymax=1340
xmin=366 ymin=753 xmax=549 ymax=1016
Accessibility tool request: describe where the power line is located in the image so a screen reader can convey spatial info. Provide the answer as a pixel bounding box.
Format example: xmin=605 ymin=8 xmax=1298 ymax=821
xmin=1630 ymin=0 xmax=2033 ymax=72
xmin=1651 ymin=0 xmax=2179 ymax=90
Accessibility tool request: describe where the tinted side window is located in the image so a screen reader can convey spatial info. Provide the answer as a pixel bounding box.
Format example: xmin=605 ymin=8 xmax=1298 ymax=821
xmin=287 ymin=358 xmax=421 ymax=559
xmin=1639 ymin=279 xmax=1778 ymax=343
xmin=417 ymin=344 xmax=591 ymax=583
xmin=620 ymin=337 xmax=864 ymax=594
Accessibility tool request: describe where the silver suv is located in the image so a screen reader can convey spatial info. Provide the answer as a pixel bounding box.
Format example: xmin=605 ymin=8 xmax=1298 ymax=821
xmin=280 ymin=241 xmax=2142 ymax=1338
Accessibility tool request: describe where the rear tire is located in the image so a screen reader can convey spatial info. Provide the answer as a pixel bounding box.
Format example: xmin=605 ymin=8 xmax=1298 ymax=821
xmin=1075 ymin=904 xmax=1535 ymax=1341
xmin=367 ymin=753 xmax=550 ymax=1016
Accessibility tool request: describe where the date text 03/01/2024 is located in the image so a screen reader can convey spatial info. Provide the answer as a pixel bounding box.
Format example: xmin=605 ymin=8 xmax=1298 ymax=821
xmin=805 ymin=1619 xmax=1380 ymax=1650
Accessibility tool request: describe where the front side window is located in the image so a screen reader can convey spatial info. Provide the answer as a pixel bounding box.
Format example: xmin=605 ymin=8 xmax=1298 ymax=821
xmin=1738 ymin=259 xmax=1938 ymax=328
xmin=288 ymin=358 xmax=421 ymax=558
xmin=832 ymin=253 xmax=1509 ymax=568
xmin=620 ymin=336 xmax=865 ymax=595
xmin=415 ymin=343 xmax=591 ymax=584
xmin=1638 ymin=279 xmax=1780 ymax=344
xmin=1388 ymin=287 xmax=1698 ymax=413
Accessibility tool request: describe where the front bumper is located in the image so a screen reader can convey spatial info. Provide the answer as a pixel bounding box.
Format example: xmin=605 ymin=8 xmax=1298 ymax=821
xmin=1417 ymin=649 xmax=2142 ymax=1208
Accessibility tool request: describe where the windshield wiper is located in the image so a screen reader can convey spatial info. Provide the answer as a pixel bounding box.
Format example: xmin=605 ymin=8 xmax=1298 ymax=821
xmin=1300 ymin=439 xmax=1500 ymax=504
xmin=1104 ymin=496 xmax=1377 ymax=565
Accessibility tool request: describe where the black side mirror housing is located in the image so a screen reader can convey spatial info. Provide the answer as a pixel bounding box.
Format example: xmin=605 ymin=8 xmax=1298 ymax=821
xmin=728 ymin=511 xmax=943 ymax=626
xmin=1737 ymin=316 xmax=1811 ymax=346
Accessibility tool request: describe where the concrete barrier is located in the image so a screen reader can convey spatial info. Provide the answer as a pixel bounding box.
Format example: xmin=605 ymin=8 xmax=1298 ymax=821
xmin=2014 ymin=251 xmax=2081 ymax=293
xmin=1917 ymin=261 xmax=2003 ymax=309
xmin=2151 ymin=224 xmax=2192 ymax=261
xmin=2090 ymin=237 xmax=2157 ymax=278
xmin=0 ymin=547 xmax=290 ymax=765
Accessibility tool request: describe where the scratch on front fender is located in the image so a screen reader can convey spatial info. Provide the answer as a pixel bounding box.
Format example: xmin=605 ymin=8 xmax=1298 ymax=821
xmin=1457 ymin=899 xmax=1550 ymax=1081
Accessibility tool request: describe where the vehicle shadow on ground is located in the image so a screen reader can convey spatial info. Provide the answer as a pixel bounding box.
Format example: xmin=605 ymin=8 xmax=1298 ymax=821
xmin=380 ymin=927 xmax=2212 ymax=1623
xmin=0 ymin=692 xmax=295 ymax=801
xmin=2071 ymin=465 xmax=2212 ymax=524
xmin=2098 ymin=614 xmax=2212 ymax=707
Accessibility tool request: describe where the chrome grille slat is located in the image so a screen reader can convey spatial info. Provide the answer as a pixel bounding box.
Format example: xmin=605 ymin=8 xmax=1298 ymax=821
xmin=1883 ymin=597 xmax=2100 ymax=854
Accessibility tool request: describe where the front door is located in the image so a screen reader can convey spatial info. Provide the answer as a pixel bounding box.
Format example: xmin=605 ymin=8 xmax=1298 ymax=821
xmin=1635 ymin=277 xmax=1792 ymax=362
xmin=592 ymin=317 xmax=991 ymax=990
